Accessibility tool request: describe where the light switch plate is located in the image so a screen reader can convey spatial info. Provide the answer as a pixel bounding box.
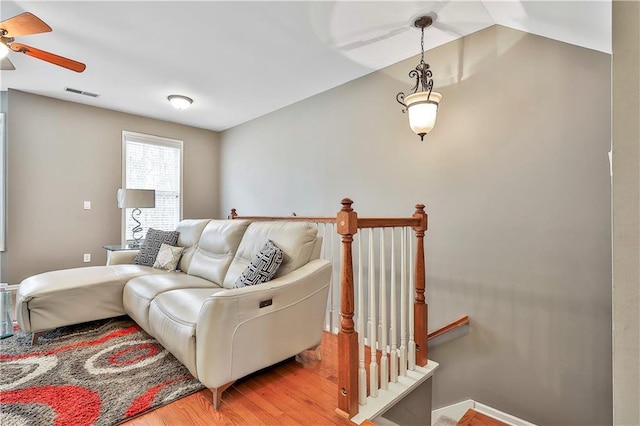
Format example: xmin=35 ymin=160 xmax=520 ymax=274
xmin=83 ymin=201 xmax=91 ymax=210
xmin=83 ymin=253 xmax=91 ymax=263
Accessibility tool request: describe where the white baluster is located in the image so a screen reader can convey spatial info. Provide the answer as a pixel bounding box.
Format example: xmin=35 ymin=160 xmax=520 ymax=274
xmin=323 ymin=224 xmax=331 ymax=332
xmin=378 ymin=230 xmax=383 ymax=348
xmin=357 ymin=233 xmax=367 ymax=405
xmin=379 ymin=228 xmax=389 ymax=390
xmin=400 ymin=227 xmax=407 ymax=377
xmin=365 ymin=231 xmax=371 ymax=353
xmin=369 ymin=229 xmax=379 ymax=398
xmin=378 ymin=290 xmax=383 ymax=349
xmin=330 ymin=224 xmax=337 ymax=333
xmin=390 ymin=228 xmax=399 ymax=383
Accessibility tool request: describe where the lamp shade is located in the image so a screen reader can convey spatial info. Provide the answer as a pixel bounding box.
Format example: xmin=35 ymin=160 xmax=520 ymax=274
xmin=0 ymin=43 xmax=8 ymax=59
xmin=117 ymin=189 xmax=155 ymax=209
xmin=404 ymin=91 xmax=442 ymax=139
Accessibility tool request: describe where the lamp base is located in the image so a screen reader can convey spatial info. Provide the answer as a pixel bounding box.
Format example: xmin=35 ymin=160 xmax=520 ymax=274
xmin=131 ymin=208 xmax=144 ymax=245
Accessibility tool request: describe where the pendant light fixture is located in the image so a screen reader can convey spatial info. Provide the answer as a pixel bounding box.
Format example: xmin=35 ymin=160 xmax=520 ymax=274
xmin=396 ymin=15 xmax=442 ymax=140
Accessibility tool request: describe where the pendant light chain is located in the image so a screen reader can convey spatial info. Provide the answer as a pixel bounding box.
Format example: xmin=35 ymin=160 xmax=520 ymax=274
xmin=420 ymin=26 xmax=425 ymax=65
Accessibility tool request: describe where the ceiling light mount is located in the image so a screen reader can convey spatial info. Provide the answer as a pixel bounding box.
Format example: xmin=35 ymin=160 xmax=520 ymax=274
xmin=396 ymin=14 xmax=442 ymax=140
xmin=168 ymin=94 xmax=193 ymax=110
xmin=413 ymin=15 xmax=433 ymax=30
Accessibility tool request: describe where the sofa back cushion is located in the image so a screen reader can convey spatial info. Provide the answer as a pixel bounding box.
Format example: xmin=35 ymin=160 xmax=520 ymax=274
xmin=187 ymin=220 xmax=251 ymax=285
xmin=175 ymin=219 xmax=211 ymax=272
xmin=222 ymin=221 xmax=318 ymax=289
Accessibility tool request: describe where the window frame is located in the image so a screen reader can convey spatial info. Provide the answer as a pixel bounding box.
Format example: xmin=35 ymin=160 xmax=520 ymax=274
xmin=121 ymin=130 xmax=184 ymax=245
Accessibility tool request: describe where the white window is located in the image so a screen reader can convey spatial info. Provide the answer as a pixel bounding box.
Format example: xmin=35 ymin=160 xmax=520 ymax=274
xmin=122 ymin=131 xmax=183 ymax=244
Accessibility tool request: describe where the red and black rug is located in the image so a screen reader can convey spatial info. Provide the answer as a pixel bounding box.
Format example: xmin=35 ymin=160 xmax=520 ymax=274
xmin=0 ymin=316 xmax=205 ymax=425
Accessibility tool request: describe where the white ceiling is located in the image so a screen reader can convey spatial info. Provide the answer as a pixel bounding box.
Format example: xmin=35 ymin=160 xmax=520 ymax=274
xmin=0 ymin=1 xmax=611 ymax=132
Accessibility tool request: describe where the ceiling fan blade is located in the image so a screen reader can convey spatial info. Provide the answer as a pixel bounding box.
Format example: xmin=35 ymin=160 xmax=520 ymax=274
xmin=1 ymin=56 xmax=15 ymax=70
xmin=10 ymin=43 xmax=85 ymax=73
xmin=0 ymin=12 xmax=52 ymax=37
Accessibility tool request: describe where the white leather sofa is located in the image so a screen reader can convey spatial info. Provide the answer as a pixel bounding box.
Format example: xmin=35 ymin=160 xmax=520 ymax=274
xmin=16 ymin=219 xmax=331 ymax=408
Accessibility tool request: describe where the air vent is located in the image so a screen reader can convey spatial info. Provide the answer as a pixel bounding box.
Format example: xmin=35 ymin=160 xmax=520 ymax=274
xmin=64 ymin=87 xmax=100 ymax=98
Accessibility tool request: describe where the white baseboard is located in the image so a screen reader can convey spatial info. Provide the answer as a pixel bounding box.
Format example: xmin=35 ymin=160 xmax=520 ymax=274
xmin=431 ymin=399 xmax=536 ymax=426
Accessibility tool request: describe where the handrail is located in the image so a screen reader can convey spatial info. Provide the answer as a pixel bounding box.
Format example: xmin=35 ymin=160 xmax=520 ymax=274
xmin=427 ymin=315 xmax=470 ymax=341
xmin=357 ymin=217 xmax=421 ymax=228
xmin=230 ymin=212 xmax=336 ymax=224
xmin=229 ymin=212 xmax=421 ymax=228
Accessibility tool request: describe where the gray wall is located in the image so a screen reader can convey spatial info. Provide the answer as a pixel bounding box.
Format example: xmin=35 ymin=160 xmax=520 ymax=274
xmin=220 ymin=26 xmax=612 ymax=425
xmin=612 ymin=1 xmax=640 ymax=425
xmin=5 ymin=90 xmax=220 ymax=284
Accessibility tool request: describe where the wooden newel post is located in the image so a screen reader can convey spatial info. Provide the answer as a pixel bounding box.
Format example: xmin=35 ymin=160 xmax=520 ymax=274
xmin=413 ymin=203 xmax=428 ymax=366
xmin=336 ymin=198 xmax=359 ymax=419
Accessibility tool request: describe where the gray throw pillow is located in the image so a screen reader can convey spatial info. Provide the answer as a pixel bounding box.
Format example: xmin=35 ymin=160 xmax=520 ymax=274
xmin=235 ymin=240 xmax=284 ymax=288
xmin=134 ymin=228 xmax=180 ymax=267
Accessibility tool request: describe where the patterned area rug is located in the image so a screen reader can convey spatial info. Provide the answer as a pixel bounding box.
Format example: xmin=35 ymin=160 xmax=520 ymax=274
xmin=0 ymin=316 xmax=205 ymax=425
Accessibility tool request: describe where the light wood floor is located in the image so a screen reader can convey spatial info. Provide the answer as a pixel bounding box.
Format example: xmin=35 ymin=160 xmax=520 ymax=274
xmin=123 ymin=332 xmax=354 ymax=426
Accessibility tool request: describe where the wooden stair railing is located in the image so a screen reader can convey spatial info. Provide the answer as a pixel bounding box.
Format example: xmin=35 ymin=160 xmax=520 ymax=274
xmin=428 ymin=315 xmax=470 ymax=341
xmin=335 ymin=198 xmax=428 ymax=418
xmin=231 ymin=198 xmax=429 ymax=420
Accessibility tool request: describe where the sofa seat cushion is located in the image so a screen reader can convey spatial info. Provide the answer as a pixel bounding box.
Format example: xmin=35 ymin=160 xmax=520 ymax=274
xmin=17 ymin=265 xmax=167 ymax=333
xmin=148 ymin=288 xmax=224 ymax=377
xmin=123 ymin=273 xmax=221 ymax=334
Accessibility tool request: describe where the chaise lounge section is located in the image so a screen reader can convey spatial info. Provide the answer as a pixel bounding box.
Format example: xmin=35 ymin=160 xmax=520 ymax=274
xmin=16 ymin=218 xmax=331 ymax=408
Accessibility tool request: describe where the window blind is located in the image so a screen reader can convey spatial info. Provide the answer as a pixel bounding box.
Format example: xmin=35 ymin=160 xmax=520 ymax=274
xmin=122 ymin=131 xmax=183 ymax=242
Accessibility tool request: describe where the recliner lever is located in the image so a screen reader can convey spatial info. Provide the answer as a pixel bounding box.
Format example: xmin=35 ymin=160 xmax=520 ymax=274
xmin=259 ymin=299 xmax=272 ymax=308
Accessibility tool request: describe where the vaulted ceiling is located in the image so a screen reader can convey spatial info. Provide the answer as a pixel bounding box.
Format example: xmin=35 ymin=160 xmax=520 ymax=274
xmin=1 ymin=1 xmax=611 ymax=131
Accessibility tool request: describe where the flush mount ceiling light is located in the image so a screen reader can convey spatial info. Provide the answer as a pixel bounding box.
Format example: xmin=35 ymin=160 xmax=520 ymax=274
xmin=167 ymin=95 xmax=193 ymax=110
xmin=396 ymin=15 xmax=443 ymax=141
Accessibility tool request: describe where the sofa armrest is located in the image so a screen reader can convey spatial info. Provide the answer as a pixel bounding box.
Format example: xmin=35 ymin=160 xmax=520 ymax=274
xmin=107 ymin=250 xmax=139 ymax=265
xmin=195 ymin=259 xmax=331 ymax=389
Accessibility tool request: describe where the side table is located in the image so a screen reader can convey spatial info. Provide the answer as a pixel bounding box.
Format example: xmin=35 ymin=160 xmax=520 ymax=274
xmin=103 ymin=243 xmax=141 ymax=264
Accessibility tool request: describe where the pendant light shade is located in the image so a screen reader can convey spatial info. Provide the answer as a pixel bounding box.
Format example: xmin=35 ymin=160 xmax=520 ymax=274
xmin=0 ymin=43 xmax=8 ymax=59
xmin=404 ymin=91 xmax=442 ymax=138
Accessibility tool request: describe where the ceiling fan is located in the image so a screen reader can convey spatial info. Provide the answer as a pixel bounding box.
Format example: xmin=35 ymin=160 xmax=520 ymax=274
xmin=0 ymin=12 xmax=86 ymax=73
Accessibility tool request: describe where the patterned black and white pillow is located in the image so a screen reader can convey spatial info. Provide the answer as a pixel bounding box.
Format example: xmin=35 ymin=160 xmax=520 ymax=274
xmin=134 ymin=228 xmax=180 ymax=267
xmin=234 ymin=240 xmax=284 ymax=288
